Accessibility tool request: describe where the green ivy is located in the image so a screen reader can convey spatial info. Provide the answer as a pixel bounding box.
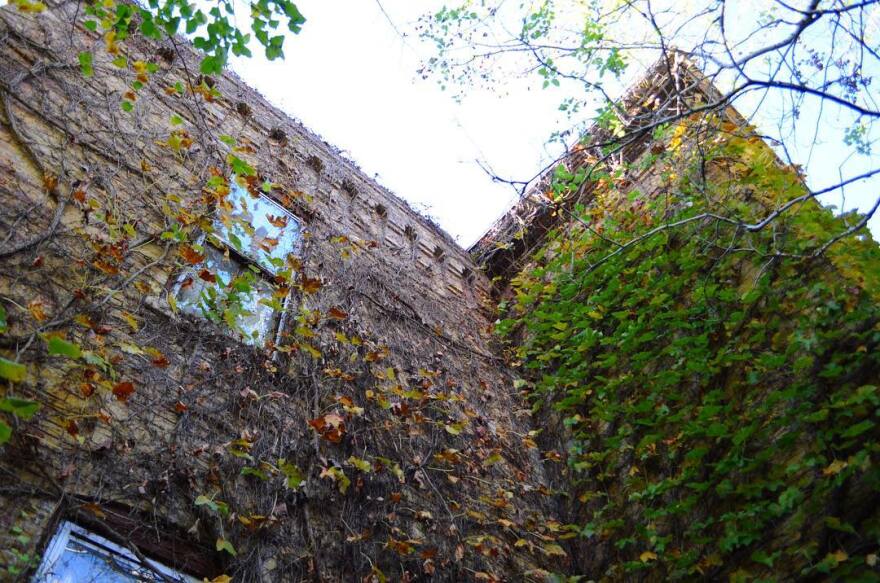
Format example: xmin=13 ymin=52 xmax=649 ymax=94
xmin=500 ymin=126 xmax=880 ymax=580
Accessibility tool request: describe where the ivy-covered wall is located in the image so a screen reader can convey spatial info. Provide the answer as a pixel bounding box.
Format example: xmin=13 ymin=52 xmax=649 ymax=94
xmin=0 ymin=2 xmax=562 ymax=581
xmin=494 ymin=102 xmax=880 ymax=580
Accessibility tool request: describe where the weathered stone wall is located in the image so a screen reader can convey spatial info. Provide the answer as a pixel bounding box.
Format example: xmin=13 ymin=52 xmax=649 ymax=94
xmin=0 ymin=2 xmax=560 ymax=581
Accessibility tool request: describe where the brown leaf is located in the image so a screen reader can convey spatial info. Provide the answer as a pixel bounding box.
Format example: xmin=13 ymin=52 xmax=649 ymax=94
xmin=267 ymin=214 xmax=288 ymax=228
xmin=300 ymin=276 xmax=322 ymax=294
xmin=179 ymin=245 xmax=205 ymax=265
xmin=42 ymin=173 xmax=58 ymax=193
xmin=82 ymin=502 xmax=106 ymax=519
xmin=174 ymin=401 xmax=188 ymax=413
xmin=258 ymin=236 xmax=279 ymax=252
xmin=112 ymin=381 xmax=135 ymax=402
xmin=28 ymin=299 xmax=48 ymax=322
xmin=308 ymin=413 xmax=345 ymax=443
xmin=198 ymin=269 xmax=216 ymax=283
xmin=327 ymin=307 xmax=348 ymax=320
xmin=93 ymin=259 xmax=120 ymax=275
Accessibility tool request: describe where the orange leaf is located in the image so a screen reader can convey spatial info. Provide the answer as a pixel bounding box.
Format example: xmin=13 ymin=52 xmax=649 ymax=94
xmin=327 ymin=307 xmax=348 ymax=320
xmin=28 ymin=300 xmax=48 ymax=322
xmin=112 ymin=381 xmax=135 ymax=402
xmin=308 ymin=413 xmax=345 ymax=443
xmin=82 ymin=502 xmax=106 ymax=519
xmin=267 ymin=214 xmax=288 ymax=228
xmin=179 ymin=245 xmax=205 ymax=265
xmin=300 ymin=276 xmax=322 ymax=294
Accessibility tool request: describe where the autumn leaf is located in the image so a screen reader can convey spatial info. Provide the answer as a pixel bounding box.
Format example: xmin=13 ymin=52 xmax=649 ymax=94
xmin=640 ymin=550 xmax=658 ymax=563
xmin=145 ymin=347 xmax=170 ymax=368
xmin=112 ymin=381 xmax=135 ymax=402
xmin=258 ymin=236 xmax=279 ymax=252
xmin=300 ymin=276 xmax=322 ymax=294
xmin=822 ymin=459 xmax=848 ymax=476
xmin=267 ymin=214 xmax=289 ymax=228
xmin=179 ymin=245 xmax=205 ymax=264
xmin=28 ymin=300 xmax=47 ymax=322
xmin=198 ymin=269 xmax=217 ymax=283
xmin=309 ymin=413 xmax=345 ymax=443
xmin=327 ymin=307 xmax=348 ymax=320
xmin=386 ymin=537 xmax=417 ymax=555
xmin=82 ymin=502 xmax=106 ymax=519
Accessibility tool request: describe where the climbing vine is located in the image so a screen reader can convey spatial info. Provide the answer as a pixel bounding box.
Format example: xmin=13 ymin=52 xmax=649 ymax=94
xmin=498 ymin=116 xmax=880 ymax=579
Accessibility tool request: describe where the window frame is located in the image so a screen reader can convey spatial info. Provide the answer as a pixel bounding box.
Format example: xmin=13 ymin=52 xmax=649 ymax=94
xmin=172 ymin=180 xmax=303 ymax=346
xmin=33 ymin=520 xmax=199 ymax=582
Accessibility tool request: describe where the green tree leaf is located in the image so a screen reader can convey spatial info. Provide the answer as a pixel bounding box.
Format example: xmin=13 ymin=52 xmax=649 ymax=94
xmin=46 ymin=336 xmax=82 ymax=359
xmin=0 ymin=397 xmax=40 ymax=420
xmin=0 ymin=357 xmax=26 ymax=382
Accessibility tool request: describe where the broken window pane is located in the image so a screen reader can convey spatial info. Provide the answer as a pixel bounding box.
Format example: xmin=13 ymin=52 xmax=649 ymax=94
xmin=212 ymin=182 xmax=301 ymax=274
xmin=176 ymin=245 xmax=278 ymax=345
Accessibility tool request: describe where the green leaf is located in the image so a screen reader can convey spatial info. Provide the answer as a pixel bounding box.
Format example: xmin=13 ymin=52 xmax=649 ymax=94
xmin=216 ymin=538 xmax=237 ymax=556
xmin=279 ymin=459 xmax=305 ymax=489
xmin=121 ymin=100 xmax=134 ymax=112
xmin=0 ymin=398 xmax=40 ymax=420
xmin=227 ymin=155 xmax=255 ymax=177
xmin=0 ymin=304 xmax=8 ymax=333
xmin=111 ymin=55 xmax=128 ymax=68
xmin=0 ymin=420 xmax=10 ymax=444
xmin=46 ymin=336 xmax=82 ymax=359
xmin=78 ymin=52 xmax=94 ymax=77
xmin=841 ymin=420 xmax=874 ymax=438
xmin=240 ymin=466 xmax=269 ymax=480
xmin=0 ymin=357 xmax=26 ymax=382
xmin=347 ymin=456 xmax=373 ymax=473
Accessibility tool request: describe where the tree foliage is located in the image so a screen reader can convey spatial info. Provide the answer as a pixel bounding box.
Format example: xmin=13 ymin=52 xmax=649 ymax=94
xmin=416 ymin=0 xmax=879 ymax=243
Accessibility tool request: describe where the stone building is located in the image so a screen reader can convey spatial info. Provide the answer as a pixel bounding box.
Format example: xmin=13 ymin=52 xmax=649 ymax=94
xmin=3 ymin=1 xmax=879 ymax=582
xmin=0 ymin=1 xmax=559 ymax=580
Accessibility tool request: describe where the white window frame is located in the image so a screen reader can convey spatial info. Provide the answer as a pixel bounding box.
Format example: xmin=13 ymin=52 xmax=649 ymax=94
xmin=172 ymin=181 xmax=302 ymax=345
xmin=33 ymin=520 xmax=199 ymax=582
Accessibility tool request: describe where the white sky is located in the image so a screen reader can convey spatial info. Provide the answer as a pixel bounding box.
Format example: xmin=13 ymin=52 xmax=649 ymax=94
xmin=228 ymin=0 xmax=879 ymax=248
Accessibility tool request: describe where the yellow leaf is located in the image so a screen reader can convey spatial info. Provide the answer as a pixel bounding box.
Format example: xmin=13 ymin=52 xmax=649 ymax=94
xmin=823 ymin=459 xmax=848 ymax=476
xmin=640 ymin=551 xmax=658 ymax=563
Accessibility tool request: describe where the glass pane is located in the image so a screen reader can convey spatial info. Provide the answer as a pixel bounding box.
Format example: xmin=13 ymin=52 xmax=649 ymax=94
xmin=39 ymin=537 xmax=139 ymax=582
xmin=213 ymin=182 xmax=300 ymax=274
xmin=176 ymin=245 xmax=277 ymax=344
xmin=34 ymin=524 xmax=192 ymax=583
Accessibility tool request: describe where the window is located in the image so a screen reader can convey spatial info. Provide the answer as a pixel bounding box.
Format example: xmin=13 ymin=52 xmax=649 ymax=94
xmin=33 ymin=521 xmax=198 ymax=582
xmin=175 ymin=179 xmax=301 ymax=345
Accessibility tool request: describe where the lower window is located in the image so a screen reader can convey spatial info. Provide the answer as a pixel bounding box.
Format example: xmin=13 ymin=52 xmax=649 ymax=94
xmin=33 ymin=521 xmax=197 ymax=582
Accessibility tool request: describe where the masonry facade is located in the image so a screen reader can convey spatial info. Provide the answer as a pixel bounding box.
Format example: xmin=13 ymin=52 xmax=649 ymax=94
xmin=0 ymin=2 xmax=561 ymax=581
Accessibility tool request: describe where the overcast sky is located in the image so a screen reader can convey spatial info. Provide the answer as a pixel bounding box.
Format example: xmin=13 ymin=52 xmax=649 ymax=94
xmin=228 ymin=0 xmax=879 ymax=249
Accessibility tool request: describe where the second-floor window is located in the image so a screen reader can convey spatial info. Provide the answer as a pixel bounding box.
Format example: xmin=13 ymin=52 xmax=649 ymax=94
xmin=175 ymin=178 xmax=301 ymax=345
